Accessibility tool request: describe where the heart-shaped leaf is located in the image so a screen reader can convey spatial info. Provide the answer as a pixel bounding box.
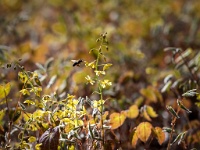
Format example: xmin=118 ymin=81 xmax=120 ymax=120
xmin=136 ymin=122 xmax=152 ymax=142
xmin=110 ymin=112 xmax=126 ymax=129
xmin=126 ymin=104 xmax=139 ymax=119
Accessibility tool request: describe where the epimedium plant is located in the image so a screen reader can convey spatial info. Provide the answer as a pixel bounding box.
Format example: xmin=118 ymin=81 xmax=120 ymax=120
xmin=0 ymin=34 xmax=200 ymax=150
xmin=0 ymin=33 xmax=113 ymax=150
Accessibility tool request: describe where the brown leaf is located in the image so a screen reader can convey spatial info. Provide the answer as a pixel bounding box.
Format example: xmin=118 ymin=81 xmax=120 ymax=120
xmin=154 ymin=127 xmax=165 ymax=145
xmin=39 ymin=126 xmax=60 ymax=150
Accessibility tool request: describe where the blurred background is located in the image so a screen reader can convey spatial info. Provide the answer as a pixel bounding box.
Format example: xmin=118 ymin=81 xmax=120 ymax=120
xmin=1 ymin=0 xmax=200 ymax=99
xmin=1 ymin=0 xmax=200 ymax=149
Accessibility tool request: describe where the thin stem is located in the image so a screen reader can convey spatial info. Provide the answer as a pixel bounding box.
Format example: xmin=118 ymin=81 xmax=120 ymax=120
xmin=179 ymin=51 xmax=197 ymax=82
xmin=99 ymin=87 xmax=105 ymax=149
xmin=4 ymin=89 xmax=11 ymax=149
xmin=167 ymin=106 xmax=180 ymax=150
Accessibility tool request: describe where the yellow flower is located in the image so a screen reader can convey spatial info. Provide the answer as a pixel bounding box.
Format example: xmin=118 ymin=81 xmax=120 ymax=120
xmin=85 ymin=75 xmax=95 ymax=85
xmin=85 ymin=60 xmax=96 ymax=69
xmin=100 ymin=80 xmax=112 ymax=88
xmin=35 ymin=143 xmax=42 ymax=150
xmin=67 ymin=94 xmax=75 ymax=100
xmin=93 ymin=99 xmax=105 ymax=111
xmin=94 ymin=70 xmax=105 ymax=76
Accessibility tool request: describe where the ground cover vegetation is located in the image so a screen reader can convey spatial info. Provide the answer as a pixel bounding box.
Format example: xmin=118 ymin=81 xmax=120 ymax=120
xmin=0 ymin=0 xmax=200 ymax=149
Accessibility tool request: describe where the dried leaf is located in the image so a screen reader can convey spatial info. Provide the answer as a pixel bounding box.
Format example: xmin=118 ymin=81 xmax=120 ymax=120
xmin=39 ymin=126 xmax=60 ymax=150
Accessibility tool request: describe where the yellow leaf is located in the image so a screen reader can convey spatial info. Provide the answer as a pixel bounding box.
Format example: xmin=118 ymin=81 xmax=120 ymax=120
xmin=146 ymin=105 xmax=158 ymax=118
xmin=110 ymin=112 xmax=126 ymax=130
xmin=143 ymin=109 xmax=152 ymax=121
xmin=0 ymin=109 xmax=6 ymax=121
xmin=134 ymin=96 xmax=144 ymax=107
xmin=140 ymin=86 xmax=157 ymax=102
xmin=154 ymin=127 xmax=165 ymax=145
xmin=132 ymin=129 xmax=138 ymax=148
xmin=126 ymin=105 xmax=139 ymax=119
xmin=136 ymin=122 xmax=152 ymax=142
xmin=0 ymin=83 xmax=11 ymax=99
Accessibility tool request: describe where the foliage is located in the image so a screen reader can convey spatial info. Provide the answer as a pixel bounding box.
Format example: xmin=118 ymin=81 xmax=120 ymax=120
xmin=1 ymin=0 xmax=200 ymax=150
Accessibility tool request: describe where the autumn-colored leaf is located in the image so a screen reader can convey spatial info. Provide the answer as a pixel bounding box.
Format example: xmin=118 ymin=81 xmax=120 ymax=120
xmin=0 ymin=109 xmax=6 ymax=121
xmin=126 ymin=104 xmax=139 ymax=119
xmin=136 ymin=122 xmax=152 ymax=142
xmin=110 ymin=111 xmax=126 ymax=129
xmin=140 ymin=86 xmax=157 ymax=102
xmin=0 ymin=83 xmax=11 ymax=99
xmin=154 ymin=127 xmax=165 ymax=145
xmin=143 ymin=109 xmax=152 ymax=121
xmin=134 ymin=96 xmax=144 ymax=107
xmin=146 ymin=105 xmax=158 ymax=118
xmin=132 ymin=129 xmax=138 ymax=148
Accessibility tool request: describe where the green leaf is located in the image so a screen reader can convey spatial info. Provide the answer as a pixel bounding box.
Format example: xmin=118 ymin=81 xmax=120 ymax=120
xmin=182 ymin=89 xmax=198 ymax=97
xmin=162 ymin=127 xmax=175 ymax=133
xmin=171 ymin=131 xmax=187 ymax=145
xmin=166 ymin=105 xmax=180 ymax=118
xmin=0 ymin=83 xmax=11 ymax=99
xmin=177 ymin=99 xmax=192 ymax=113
